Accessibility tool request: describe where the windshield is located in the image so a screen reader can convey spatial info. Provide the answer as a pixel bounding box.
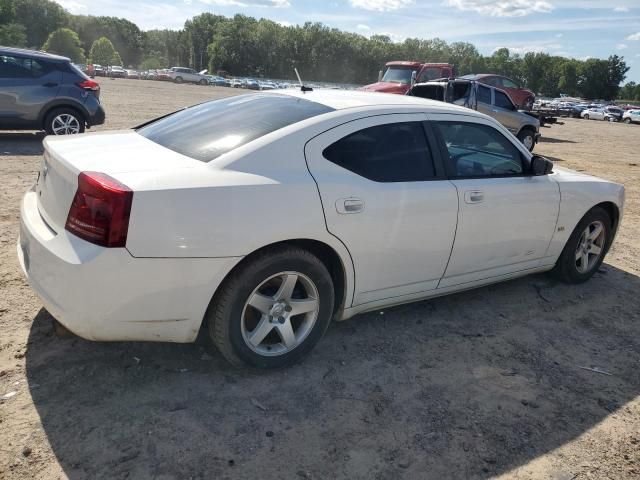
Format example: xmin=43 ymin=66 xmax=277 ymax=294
xmin=137 ymin=94 xmax=334 ymax=162
xmin=381 ymin=66 xmax=416 ymax=84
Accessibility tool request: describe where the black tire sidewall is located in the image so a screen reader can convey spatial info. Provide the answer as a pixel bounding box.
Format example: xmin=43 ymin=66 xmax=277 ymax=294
xmin=220 ymin=253 xmax=334 ymax=368
xmin=44 ymin=108 xmax=85 ymax=135
xmin=555 ymin=207 xmax=611 ymax=283
xmin=517 ymin=129 xmax=535 ymax=151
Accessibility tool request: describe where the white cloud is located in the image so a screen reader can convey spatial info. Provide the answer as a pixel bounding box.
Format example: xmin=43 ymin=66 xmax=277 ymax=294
xmin=356 ymin=24 xmax=371 ymax=30
xmin=613 ymin=6 xmax=629 ymax=12
xmin=349 ymin=0 xmax=413 ymax=12
xmin=616 ymin=43 xmax=629 ymax=49
xmin=276 ymin=20 xmax=292 ymax=26
xmin=445 ymin=0 xmax=552 ymax=17
xmin=627 ymin=32 xmax=640 ymax=40
xmin=555 ymin=33 xmax=563 ymax=38
xmin=54 ymin=0 xmax=88 ymax=14
xmin=197 ymin=0 xmax=290 ymax=7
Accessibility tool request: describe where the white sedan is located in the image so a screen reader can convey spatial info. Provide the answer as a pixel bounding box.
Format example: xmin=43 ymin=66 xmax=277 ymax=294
xmin=580 ymin=108 xmax=616 ymax=121
xmin=18 ymin=90 xmax=625 ymax=368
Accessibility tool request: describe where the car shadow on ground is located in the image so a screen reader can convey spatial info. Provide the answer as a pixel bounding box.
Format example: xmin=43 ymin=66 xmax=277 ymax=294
xmin=25 ymin=264 xmax=640 ymax=479
xmin=0 ymin=132 xmax=45 ymax=156
xmin=539 ymin=136 xmax=576 ymax=144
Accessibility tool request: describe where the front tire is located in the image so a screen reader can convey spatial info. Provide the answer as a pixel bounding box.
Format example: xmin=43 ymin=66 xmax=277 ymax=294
xmin=551 ymin=207 xmax=611 ymax=284
xmin=44 ymin=108 xmax=85 ymax=135
xmin=174 ymin=76 xmax=183 ymax=84
xmin=199 ymin=78 xmax=208 ymax=85
xmin=206 ymin=246 xmax=335 ymax=368
xmin=624 ymin=118 xmax=631 ymax=124
xmin=584 ymin=114 xmax=589 ymax=120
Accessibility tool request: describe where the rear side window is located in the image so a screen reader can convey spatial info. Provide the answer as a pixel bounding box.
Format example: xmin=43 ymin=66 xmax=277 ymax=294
xmin=322 ymin=122 xmax=436 ymax=182
xmin=0 ymin=55 xmax=52 ymax=78
xmin=137 ymin=94 xmax=334 ymax=162
xmin=477 ymin=85 xmax=491 ymax=104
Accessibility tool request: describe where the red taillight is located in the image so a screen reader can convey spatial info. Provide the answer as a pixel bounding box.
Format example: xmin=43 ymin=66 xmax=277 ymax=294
xmin=65 ymin=172 xmax=133 ymax=248
xmin=77 ymin=79 xmax=100 ymax=91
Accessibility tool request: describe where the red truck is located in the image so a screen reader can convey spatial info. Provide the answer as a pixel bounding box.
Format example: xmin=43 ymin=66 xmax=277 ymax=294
xmin=359 ymin=61 xmax=454 ymax=94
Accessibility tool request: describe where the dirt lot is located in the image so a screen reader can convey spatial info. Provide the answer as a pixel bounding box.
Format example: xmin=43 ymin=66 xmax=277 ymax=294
xmin=1 ymin=79 xmax=639 ymax=480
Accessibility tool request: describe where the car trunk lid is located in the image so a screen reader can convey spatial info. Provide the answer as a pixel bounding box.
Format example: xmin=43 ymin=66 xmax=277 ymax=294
xmin=36 ymin=131 xmax=199 ymax=232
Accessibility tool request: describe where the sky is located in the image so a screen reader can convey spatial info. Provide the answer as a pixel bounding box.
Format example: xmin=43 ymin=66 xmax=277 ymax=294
xmin=54 ymin=0 xmax=640 ymax=83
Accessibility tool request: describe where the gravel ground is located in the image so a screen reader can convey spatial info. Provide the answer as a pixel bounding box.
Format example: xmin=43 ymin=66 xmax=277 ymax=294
xmin=1 ymin=79 xmax=639 ymax=480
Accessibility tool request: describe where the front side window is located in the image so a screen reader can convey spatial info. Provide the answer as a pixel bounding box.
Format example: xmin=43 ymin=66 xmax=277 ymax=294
xmin=322 ymin=122 xmax=436 ymax=182
xmin=477 ymin=85 xmax=491 ymax=104
xmin=137 ymin=94 xmax=334 ymax=162
xmin=435 ymin=121 xmax=524 ymax=177
xmin=495 ymin=91 xmax=516 ymax=111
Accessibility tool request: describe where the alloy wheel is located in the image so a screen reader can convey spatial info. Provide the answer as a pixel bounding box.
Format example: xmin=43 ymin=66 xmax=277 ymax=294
xmin=575 ymin=220 xmax=605 ymax=274
xmin=51 ymin=114 xmax=80 ymax=135
xmin=241 ymin=271 xmax=320 ymax=356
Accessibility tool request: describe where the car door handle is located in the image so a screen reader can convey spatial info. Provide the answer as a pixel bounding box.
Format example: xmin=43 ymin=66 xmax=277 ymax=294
xmin=42 ymin=82 xmax=58 ymax=88
xmin=464 ymin=190 xmax=484 ymax=204
xmin=336 ymin=198 xmax=364 ymax=214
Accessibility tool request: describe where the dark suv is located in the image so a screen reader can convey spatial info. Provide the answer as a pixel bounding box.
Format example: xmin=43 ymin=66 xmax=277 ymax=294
xmin=0 ymin=47 xmax=105 ymax=135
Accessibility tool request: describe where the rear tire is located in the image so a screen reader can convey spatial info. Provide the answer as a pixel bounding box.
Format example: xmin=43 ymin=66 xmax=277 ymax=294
xmin=551 ymin=207 xmax=611 ymax=284
xmin=44 ymin=108 xmax=85 ymax=135
xmin=517 ymin=128 xmax=536 ymax=152
xmin=206 ymin=246 xmax=335 ymax=369
xmin=584 ymin=114 xmax=589 ymax=120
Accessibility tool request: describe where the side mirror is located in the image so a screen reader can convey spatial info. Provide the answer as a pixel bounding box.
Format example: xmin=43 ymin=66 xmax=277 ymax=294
xmin=411 ymin=70 xmax=417 ymax=86
xmin=378 ymin=70 xmax=383 ymax=82
xmin=530 ymin=155 xmax=553 ymax=176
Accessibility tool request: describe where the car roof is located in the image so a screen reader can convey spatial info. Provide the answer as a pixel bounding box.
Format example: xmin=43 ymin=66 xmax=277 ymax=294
xmin=276 ymin=88 xmax=476 ymax=115
xmin=0 ymin=46 xmax=69 ymax=62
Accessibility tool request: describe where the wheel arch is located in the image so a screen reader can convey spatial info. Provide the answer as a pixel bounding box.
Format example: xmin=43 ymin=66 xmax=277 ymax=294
xmin=39 ymin=101 xmax=88 ymax=130
xmin=594 ymin=201 xmax=620 ymax=240
xmin=205 ymin=238 xmax=351 ymax=327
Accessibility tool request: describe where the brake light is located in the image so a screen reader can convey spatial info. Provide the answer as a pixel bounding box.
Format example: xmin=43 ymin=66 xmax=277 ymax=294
xmin=76 ymin=79 xmax=100 ymax=91
xmin=65 ymin=172 xmax=133 ymax=248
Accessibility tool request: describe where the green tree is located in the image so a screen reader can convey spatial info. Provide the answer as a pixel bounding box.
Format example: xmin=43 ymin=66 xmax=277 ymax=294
xmin=110 ymin=51 xmax=123 ymax=66
xmin=0 ymin=23 xmax=27 ymax=47
xmin=42 ymin=28 xmax=85 ymax=62
xmin=13 ymin=0 xmax=68 ymax=48
xmin=140 ymin=56 xmax=165 ymax=70
xmin=89 ymin=37 xmax=119 ymax=65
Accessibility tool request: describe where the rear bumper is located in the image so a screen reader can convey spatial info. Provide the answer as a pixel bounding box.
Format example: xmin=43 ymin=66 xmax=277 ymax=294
xmin=18 ymin=190 xmax=240 ymax=343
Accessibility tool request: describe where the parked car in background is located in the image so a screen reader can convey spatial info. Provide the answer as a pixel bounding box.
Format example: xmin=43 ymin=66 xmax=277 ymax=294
xmin=156 ymin=69 xmax=172 ymax=81
xmin=581 ymin=108 xmax=616 ymax=121
xmin=461 ymin=74 xmax=535 ymax=110
xmin=604 ymin=106 xmax=624 ymax=122
xmin=622 ymin=109 xmax=640 ymax=124
xmin=168 ymin=67 xmax=209 ymax=84
xmin=259 ymin=81 xmax=277 ymax=90
xmin=230 ymin=78 xmax=243 ymax=88
xmin=126 ymin=70 xmax=140 ymax=79
xmin=205 ymin=75 xmax=230 ymax=87
xmin=93 ymin=64 xmax=105 ymax=77
xmin=360 ymin=61 xmax=454 ymax=94
xmin=408 ymin=78 xmax=540 ymax=151
xmin=18 ymin=90 xmax=624 ymax=368
xmin=243 ymin=78 xmax=261 ymax=90
xmin=0 ymin=47 xmax=105 ymax=135
xmin=108 ymin=66 xmax=127 ymax=78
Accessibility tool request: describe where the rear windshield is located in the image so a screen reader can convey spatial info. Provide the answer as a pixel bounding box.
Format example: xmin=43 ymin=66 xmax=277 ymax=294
xmin=137 ymin=94 xmax=334 ymax=162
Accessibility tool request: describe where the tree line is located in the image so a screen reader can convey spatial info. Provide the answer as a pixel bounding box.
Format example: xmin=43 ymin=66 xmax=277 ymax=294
xmin=0 ymin=0 xmax=636 ymax=100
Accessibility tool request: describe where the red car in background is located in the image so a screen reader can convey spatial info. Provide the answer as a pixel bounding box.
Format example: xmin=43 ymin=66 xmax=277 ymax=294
xmin=461 ymin=74 xmax=535 ymax=110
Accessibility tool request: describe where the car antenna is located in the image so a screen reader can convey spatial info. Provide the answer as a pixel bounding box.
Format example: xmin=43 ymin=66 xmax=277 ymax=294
xmin=294 ymin=68 xmax=313 ymax=92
